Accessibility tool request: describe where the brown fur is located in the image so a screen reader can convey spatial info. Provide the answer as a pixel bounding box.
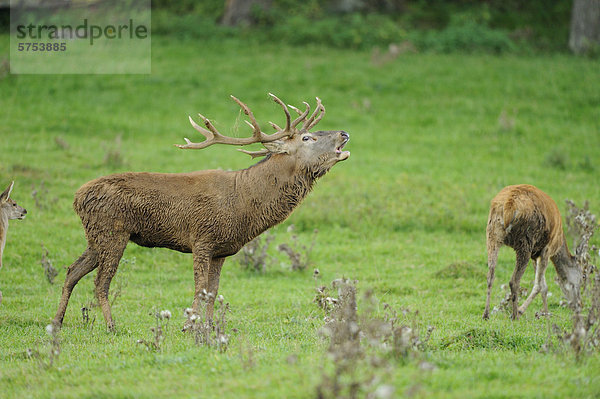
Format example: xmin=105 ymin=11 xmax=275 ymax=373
xmin=483 ymin=184 xmax=581 ymax=320
xmin=53 ymin=127 xmax=350 ymax=330
xmin=0 ymin=181 xmax=27 ymax=305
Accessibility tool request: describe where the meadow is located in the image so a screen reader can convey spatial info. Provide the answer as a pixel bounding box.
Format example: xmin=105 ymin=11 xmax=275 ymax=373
xmin=0 ymin=34 xmax=599 ymax=398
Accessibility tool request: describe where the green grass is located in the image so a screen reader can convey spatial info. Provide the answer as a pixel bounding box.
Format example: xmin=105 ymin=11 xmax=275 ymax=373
xmin=1 ymin=35 xmax=599 ymax=398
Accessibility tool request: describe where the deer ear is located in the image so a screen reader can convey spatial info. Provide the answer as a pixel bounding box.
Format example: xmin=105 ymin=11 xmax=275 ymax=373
xmin=0 ymin=181 xmax=14 ymax=203
xmin=263 ymin=140 xmax=290 ymax=155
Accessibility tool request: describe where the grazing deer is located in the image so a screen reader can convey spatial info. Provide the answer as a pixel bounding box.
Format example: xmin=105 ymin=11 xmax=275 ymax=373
xmin=0 ymin=181 xmax=28 ymax=305
xmin=483 ymin=184 xmax=582 ymax=320
xmin=53 ymin=94 xmax=350 ymax=330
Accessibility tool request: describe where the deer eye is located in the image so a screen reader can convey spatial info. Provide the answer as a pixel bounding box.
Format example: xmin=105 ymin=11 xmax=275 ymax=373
xmin=302 ymin=136 xmax=311 ymax=142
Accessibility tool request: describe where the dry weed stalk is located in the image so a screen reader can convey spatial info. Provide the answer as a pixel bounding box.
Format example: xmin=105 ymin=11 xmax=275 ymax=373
xmin=238 ymin=231 xmax=274 ymax=272
xmin=26 ymin=322 xmax=62 ymax=368
xmin=545 ymin=200 xmax=599 ymax=359
xmin=137 ymin=310 xmax=171 ymax=351
xmin=316 ymin=278 xmax=434 ymax=399
xmin=81 ymin=305 xmax=96 ymax=330
xmin=45 ymin=322 xmax=61 ymax=367
xmin=40 ymin=244 xmax=58 ymax=284
xmin=31 ymin=181 xmax=58 ymax=210
xmin=278 ymin=225 xmax=318 ymax=271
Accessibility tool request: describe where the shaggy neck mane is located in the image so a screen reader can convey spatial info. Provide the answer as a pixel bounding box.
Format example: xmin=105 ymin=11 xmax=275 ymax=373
xmin=236 ymin=154 xmax=319 ymax=237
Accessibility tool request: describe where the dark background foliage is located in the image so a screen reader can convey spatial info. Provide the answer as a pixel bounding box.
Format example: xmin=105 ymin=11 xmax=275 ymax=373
xmin=150 ymin=0 xmax=574 ymax=53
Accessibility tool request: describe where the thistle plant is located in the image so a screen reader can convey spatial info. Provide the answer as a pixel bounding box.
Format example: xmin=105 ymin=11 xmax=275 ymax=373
xmin=26 ymin=322 xmax=62 ymax=369
xmin=278 ymin=225 xmax=318 ymax=271
xmin=238 ymin=231 xmax=274 ymax=272
xmin=315 ymin=278 xmax=434 ymax=399
xmin=137 ymin=309 xmax=171 ymax=351
xmin=40 ymin=244 xmax=58 ymax=284
xmin=183 ymin=290 xmax=230 ymax=353
xmin=545 ymin=200 xmax=599 ymax=359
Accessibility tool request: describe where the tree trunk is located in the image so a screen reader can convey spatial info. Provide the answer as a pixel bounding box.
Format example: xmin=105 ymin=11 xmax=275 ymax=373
xmin=222 ymin=0 xmax=272 ymax=27
xmin=569 ymin=0 xmax=600 ymax=54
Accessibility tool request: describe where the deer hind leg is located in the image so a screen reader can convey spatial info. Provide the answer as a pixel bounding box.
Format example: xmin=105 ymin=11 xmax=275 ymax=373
xmin=93 ymin=233 xmax=129 ymax=331
xmin=53 ymin=247 xmax=98 ymax=327
xmin=518 ymin=250 xmax=550 ymax=316
xmin=509 ymin=249 xmax=530 ymax=320
xmin=483 ymin=243 xmax=501 ymax=320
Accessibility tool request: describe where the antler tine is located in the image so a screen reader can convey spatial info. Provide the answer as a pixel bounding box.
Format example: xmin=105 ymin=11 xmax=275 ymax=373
xmin=268 ymin=93 xmax=291 ymax=134
xmin=306 ymin=98 xmax=325 ymax=131
xmin=231 ymin=95 xmax=263 ymax=141
xmin=237 ymin=148 xmax=271 ymax=158
xmin=189 ymin=115 xmax=213 ymax=139
xmin=302 ymin=97 xmax=324 ymax=131
xmin=288 ymin=104 xmax=301 ymax=115
xmin=290 ymin=102 xmax=311 ymax=129
xmin=269 ymin=121 xmax=283 ymax=131
xmin=175 ymin=115 xmax=220 ymax=149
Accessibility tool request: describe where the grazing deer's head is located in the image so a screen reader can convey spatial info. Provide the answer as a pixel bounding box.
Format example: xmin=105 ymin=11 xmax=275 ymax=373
xmin=555 ymin=251 xmax=582 ymax=308
xmin=0 ymin=182 xmax=27 ymax=221
xmin=177 ymin=93 xmax=350 ymax=178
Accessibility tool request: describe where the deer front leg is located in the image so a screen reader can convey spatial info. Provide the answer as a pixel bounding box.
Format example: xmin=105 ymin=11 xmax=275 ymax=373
xmin=206 ymin=257 xmax=225 ymax=320
xmin=483 ymin=244 xmax=500 ymax=320
xmin=191 ymin=246 xmax=211 ymax=315
xmin=519 ymin=251 xmax=550 ymax=316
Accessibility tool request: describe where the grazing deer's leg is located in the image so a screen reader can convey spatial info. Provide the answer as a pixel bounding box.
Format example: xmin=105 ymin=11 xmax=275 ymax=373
xmin=483 ymin=243 xmax=500 ymax=320
xmin=206 ymin=257 xmax=225 ymax=320
xmin=519 ymin=251 xmax=550 ymax=316
xmin=53 ymin=248 xmax=98 ymax=326
xmin=509 ymin=249 xmax=530 ymax=320
xmin=93 ymin=233 xmax=129 ymax=331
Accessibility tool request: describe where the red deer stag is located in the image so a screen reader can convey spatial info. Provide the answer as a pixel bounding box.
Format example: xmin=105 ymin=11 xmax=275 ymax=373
xmin=53 ymin=94 xmax=350 ymax=330
xmin=483 ymin=184 xmax=581 ymax=320
xmin=0 ymin=181 xmax=28 ymax=305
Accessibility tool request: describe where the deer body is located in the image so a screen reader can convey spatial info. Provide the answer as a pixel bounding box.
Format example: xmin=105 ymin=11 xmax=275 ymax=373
xmin=75 ymin=155 xmax=313 ymax=256
xmin=53 ymin=94 xmax=349 ymax=330
xmin=483 ymin=184 xmax=581 ymax=320
xmin=0 ymin=181 xmax=27 ymax=305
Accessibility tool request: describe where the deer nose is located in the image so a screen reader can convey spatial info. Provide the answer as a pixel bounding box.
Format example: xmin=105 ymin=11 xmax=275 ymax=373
xmin=340 ymin=131 xmax=349 ymax=139
xmin=22 ymin=209 xmax=27 ymax=215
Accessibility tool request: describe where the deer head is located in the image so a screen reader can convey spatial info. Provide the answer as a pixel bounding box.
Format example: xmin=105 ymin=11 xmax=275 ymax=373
xmin=0 ymin=182 xmax=27 ymax=221
xmin=555 ymin=249 xmax=582 ymax=309
xmin=176 ymin=93 xmax=350 ymax=177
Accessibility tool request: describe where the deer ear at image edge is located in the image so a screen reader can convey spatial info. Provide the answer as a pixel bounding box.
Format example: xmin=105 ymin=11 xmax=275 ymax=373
xmin=0 ymin=181 xmax=14 ymax=203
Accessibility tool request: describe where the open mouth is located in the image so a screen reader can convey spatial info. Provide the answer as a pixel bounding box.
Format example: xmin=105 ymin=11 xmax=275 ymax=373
xmin=335 ymin=138 xmax=350 ymax=160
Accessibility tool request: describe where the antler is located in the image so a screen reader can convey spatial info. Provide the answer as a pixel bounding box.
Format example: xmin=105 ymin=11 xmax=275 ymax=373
xmin=289 ymin=97 xmax=325 ymax=132
xmin=176 ymin=94 xmax=325 ymax=151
